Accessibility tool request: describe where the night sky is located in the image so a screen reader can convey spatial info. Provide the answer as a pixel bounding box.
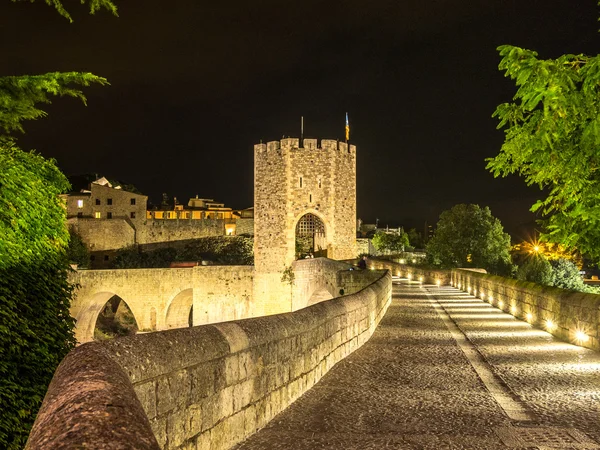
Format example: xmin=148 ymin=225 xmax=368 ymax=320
xmin=1 ymin=0 xmax=598 ymax=238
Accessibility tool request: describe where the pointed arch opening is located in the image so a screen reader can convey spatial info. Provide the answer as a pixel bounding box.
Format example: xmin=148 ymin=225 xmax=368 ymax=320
xmin=165 ymin=288 xmax=194 ymax=329
xmin=93 ymin=294 xmax=139 ymax=341
xmin=295 ymin=213 xmax=327 ymax=259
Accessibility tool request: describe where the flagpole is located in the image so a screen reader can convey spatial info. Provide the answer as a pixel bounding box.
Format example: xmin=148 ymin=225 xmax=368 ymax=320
xmin=301 ymin=116 xmax=304 ymax=142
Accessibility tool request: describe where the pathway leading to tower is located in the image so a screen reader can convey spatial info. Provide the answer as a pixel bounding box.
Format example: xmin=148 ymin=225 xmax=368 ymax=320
xmin=235 ymin=279 xmax=600 ymax=449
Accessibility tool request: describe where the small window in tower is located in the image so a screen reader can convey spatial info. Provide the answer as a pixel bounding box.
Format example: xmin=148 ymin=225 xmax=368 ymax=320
xmin=299 ymin=177 xmax=303 ymax=188
xmin=318 ymin=177 xmax=322 ymax=189
xmin=309 ymin=194 xmax=312 ymax=203
xmin=95 ymin=199 xmax=101 ymax=205
xmin=77 ymin=199 xmax=84 ymax=208
xmin=107 ymin=198 xmax=113 ymax=205
xmin=130 ymin=212 xmax=136 ymax=219
xmin=131 ymin=198 xmax=136 ymax=205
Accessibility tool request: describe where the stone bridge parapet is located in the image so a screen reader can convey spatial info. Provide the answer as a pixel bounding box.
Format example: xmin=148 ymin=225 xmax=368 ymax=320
xmin=27 ymin=269 xmax=391 ymax=450
xmin=453 ymin=269 xmax=600 ymax=352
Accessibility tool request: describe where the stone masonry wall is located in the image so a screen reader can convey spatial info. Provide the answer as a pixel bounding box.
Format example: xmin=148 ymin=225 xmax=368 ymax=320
xmin=27 ymin=270 xmax=392 ymax=450
xmin=367 ymin=258 xmax=452 ymax=285
xmin=452 ymin=269 xmax=600 ymax=352
xmin=68 ymin=218 xmax=136 ymax=251
xmin=135 ymin=219 xmax=225 ymax=245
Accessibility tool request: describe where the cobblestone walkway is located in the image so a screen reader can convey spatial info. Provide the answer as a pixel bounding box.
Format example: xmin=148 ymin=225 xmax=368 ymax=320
xmin=235 ymin=279 xmax=600 ymax=449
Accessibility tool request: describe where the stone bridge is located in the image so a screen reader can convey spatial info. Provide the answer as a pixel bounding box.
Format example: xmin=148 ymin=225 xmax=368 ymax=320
xmin=69 ymin=258 xmax=378 ymax=343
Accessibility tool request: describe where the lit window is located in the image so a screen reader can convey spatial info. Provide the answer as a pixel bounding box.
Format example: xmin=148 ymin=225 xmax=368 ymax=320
xmin=95 ymin=212 xmax=101 ymax=219
xmin=77 ymin=199 xmax=83 ymax=208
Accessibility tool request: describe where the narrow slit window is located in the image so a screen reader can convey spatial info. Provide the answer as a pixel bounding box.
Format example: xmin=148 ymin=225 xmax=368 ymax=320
xmin=299 ymin=177 xmax=303 ymax=188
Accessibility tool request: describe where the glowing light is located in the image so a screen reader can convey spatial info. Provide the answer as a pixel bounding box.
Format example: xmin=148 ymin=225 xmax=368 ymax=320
xmin=412 ymin=259 xmax=416 ymax=264
xmin=458 ymin=283 xmax=462 ymax=289
xmin=545 ymin=319 xmax=556 ymax=330
xmin=510 ymin=305 xmax=517 ymax=315
xmin=526 ymin=312 xmax=533 ymax=322
xmin=467 ymin=286 xmax=471 ymax=293
xmin=533 ymin=245 xmax=540 ymax=252
xmin=575 ymin=330 xmax=590 ymax=343
xmin=480 ymin=292 xmax=485 ymax=300
xmin=399 ymin=259 xmax=406 ymax=264
xmin=419 ymin=276 xmax=423 ymax=283
xmin=407 ymin=274 xmax=412 ymax=280
xmin=473 ymin=290 xmax=478 ymax=297
xmin=498 ymin=300 xmax=504 ymax=309
xmin=436 ymin=280 xmax=441 ymax=287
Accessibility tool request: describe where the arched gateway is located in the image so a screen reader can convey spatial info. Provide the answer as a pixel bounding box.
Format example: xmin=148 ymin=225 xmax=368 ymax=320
xmin=253 ymin=137 xmax=357 ymax=315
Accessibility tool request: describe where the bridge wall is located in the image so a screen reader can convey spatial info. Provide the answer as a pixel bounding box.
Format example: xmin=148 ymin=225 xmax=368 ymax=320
xmin=452 ymin=269 xmax=600 ymax=352
xmin=27 ymin=270 xmax=392 ymax=450
xmin=70 ymin=266 xmax=254 ymax=343
xmin=364 ymin=258 xmax=452 ymax=285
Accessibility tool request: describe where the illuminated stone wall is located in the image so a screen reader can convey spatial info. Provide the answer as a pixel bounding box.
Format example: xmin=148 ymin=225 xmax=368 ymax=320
xmin=254 ymin=138 xmax=357 ymax=315
xmin=27 ymin=270 xmax=391 ymax=450
xmin=452 ymin=269 xmax=600 ymax=352
xmin=135 ymin=219 xmax=225 ymax=244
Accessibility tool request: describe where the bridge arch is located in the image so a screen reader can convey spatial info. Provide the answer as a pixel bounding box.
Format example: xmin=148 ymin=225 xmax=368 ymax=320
xmin=74 ymin=291 xmax=140 ymax=343
xmin=165 ymin=288 xmax=194 ymax=329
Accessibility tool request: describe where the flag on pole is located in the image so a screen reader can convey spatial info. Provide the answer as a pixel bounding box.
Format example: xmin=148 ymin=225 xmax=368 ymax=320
xmin=345 ymin=112 xmax=350 ymax=142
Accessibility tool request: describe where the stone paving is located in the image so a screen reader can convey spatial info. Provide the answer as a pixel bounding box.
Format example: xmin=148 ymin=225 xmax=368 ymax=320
xmin=235 ymin=279 xmax=600 ymax=449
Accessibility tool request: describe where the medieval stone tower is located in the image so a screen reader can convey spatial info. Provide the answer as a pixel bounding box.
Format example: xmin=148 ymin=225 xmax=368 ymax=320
xmin=254 ymin=137 xmax=357 ymax=315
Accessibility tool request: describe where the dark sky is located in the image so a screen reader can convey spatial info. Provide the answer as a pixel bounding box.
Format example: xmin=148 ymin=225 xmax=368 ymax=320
xmin=1 ymin=0 xmax=598 ymax=238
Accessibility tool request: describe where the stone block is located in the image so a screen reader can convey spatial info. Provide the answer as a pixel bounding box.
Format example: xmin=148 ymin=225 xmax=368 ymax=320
xmin=134 ymin=381 xmax=157 ymax=420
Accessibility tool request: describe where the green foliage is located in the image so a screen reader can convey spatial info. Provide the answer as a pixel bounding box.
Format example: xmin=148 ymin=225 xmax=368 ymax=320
xmin=281 ymin=266 xmax=295 ymax=286
xmin=112 ymin=237 xmax=255 ymax=268
xmin=487 ymin=44 xmax=600 ymax=262
xmin=406 ymin=228 xmax=423 ymax=249
xmin=0 ymin=143 xmax=76 ymax=448
xmin=426 ymin=204 xmax=513 ymax=275
xmin=0 ymin=72 xmax=108 ymax=139
xmin=516 ymin=254 xmax=554 ymax=286
xmin=550 ymin=258 xmax=587 ymax=291
xmin=66 ymin=229 xmax=90 ymax=268
xmin=11 ymin=0 xmax=118 ymax=23
xmin=371 ymin=230 xmax=409 ymax=255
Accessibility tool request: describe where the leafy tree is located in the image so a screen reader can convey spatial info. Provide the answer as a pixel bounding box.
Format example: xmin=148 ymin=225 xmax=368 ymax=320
xmin=371 ymin=230 xmax=409 ymax=255
xmin=407 ymin=228 xmax=424 ymax=249
xmin=487 ymin=42 xmax=600 ymax=262
xmin=0 ymin=142 xmax=77 ymax=448
xmin=426 ymin=204 xmax=513 ymax=274
xmin=550 ymin=258 xmax=587 ymax=291
xmin=516 ymin=254 xmax=554 ymax=286
xmin=66 ymin=229 xmax=91 ymax=268
xmin=1 ymin=0 xmax=117 ymax=446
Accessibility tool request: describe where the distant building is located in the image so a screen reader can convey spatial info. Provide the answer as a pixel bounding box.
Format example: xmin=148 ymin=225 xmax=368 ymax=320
xmin=63 ymin=178 xmax=253 ymax=267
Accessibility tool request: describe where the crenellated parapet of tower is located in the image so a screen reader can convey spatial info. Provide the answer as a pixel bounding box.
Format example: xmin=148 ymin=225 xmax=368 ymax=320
xmin=254 ymin=138 xmax=356 ymax=155
xmin=254 ymin=137 xmax=357 ymax=315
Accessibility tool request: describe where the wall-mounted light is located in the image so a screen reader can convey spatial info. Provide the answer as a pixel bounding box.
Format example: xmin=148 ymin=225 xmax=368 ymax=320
xmin=575 ymin=330 xmax=590 ymax=343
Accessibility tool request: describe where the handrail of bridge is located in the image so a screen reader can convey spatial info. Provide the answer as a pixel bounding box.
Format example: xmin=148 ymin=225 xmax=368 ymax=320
xmin=27 ymin=268 xmax=392 ymax=450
